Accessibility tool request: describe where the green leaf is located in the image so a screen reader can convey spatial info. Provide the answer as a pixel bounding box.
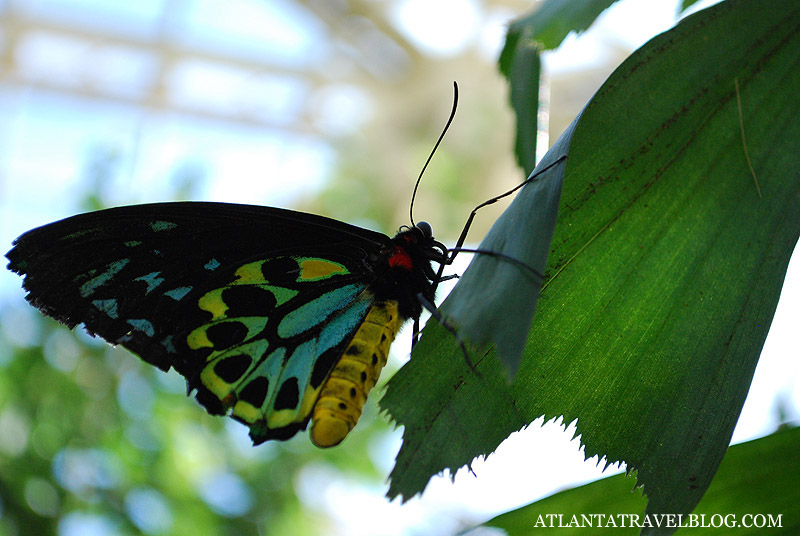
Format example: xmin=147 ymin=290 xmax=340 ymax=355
xmin=499 ymin=0 xmax=620 ymax=58
xmin=501 ymin=27 xmax=542 ymax=176
xmin=484 ymin=426 xmax=800 ymax=535
xmin=440 ymin=136 xmax=569 ymax=376
xmin=383 ymin=0 xmax=800 ymax=526
xmin=680 ymin=0 xmax=703 ymax=12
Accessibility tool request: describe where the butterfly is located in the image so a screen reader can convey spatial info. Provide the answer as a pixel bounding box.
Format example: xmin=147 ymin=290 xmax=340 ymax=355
xmin=6 ymin=202 xmax=448 ymax=448
xmin=5 ymin=82 xmax=474 ymax=449
xmin=6 ymin=81 xmax=555 ymax=449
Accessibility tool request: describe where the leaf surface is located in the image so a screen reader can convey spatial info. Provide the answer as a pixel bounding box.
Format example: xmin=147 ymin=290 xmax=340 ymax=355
xmin=383 ymin=2 xmax=800 ymax=527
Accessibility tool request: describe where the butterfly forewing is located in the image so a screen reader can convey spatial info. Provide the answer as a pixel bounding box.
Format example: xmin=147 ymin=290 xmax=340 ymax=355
xmin=7 ymin=202 xmax=412 ymax=444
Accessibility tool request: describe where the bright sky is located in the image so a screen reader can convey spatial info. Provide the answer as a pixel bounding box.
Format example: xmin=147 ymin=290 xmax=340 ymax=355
xmin=1 ymin=0 xmax=797 ymax=535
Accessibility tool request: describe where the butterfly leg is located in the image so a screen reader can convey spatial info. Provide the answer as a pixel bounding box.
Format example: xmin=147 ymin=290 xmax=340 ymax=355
xmin=416 ymin=293 xmax=481 ymax=378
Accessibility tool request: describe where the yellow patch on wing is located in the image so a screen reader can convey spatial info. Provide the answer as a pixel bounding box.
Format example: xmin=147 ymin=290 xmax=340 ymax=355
xmin=186 ymin=326 xmax=213 ymax=349
xmin=234 ymin=261 xmax=268 ymax=284
xmin=232 ymin=399 xmax=261 ymax=424
xmin=200 ymin=364 xmax=232 ymax=399
xmin=297 ymin=258 xmax=348 ymax=281
xmin=197 ymin=288 xmax=228 ymax=319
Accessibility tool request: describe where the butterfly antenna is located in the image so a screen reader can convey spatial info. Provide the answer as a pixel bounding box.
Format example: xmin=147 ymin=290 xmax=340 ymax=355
xmin=409 ymin=81 xmax=459 ymax=227
xmin=431 ymin=155 xmax=567 ymax=290
xmin=450 ymin=155 xmax=567 ymax=254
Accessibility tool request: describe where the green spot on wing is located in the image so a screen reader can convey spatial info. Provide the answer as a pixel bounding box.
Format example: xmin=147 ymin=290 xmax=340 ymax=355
xmin=136 ymin=271 xmax=165 ymax=294
xmin=62 ymin=228 xmax=98 ymax=240
xmin=92 ymin=299 xmax=119 ymax=319
xmin=261 ymin=285 xmax=297 ymax=307
xmin=127 ymin=318 xmax=155 ymax=337
xmin=316 ymin=297 xmax=372 ymax=354
xmin=277 ymin=284 xmax=365 ymax=338
xmin=79 ymin=258 xmax=130 ymax=297
xmin=161 ymin=335 xmax=177 ymax=354
xmin=164 ymin=286 xmax=192 ymax=301
xmin=150 ymin=220 xmax=177 ymax=232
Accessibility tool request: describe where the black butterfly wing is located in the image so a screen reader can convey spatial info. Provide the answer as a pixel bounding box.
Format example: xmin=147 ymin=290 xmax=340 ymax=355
xmin=7 ymin=202 xmax=392 ymax=441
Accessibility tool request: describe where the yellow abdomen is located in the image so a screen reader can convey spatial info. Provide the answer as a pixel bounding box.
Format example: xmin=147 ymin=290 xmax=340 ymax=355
xmin=310 ymin=300 xmax=401 ymax=447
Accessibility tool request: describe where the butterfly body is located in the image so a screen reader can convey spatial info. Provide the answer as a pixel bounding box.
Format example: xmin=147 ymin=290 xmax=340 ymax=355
xmin=6 ymin=202 xmax=445 ymax=447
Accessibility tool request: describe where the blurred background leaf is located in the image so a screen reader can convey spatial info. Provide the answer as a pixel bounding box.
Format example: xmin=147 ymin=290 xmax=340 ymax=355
xmin=501 ymin=0 xmax=621 ymax=53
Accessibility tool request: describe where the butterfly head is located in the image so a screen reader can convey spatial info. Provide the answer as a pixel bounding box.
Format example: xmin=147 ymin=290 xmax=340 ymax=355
xmin=415 ymin=220 xmax=433 ymax=239
xmin=391 ymin=222 xmax=444 ymax=261
xmin=386 ymin=222 xmax=447 ymax=287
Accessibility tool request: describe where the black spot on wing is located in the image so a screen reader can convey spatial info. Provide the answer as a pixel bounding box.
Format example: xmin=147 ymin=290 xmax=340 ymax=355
xmin=249 ymin=421 xmax=307 ymax=445
xmin=221 ymin=286 xmax=277 ymax=317
xmin=213 ymin=354 xmax=251 ymax=383
xmin=260 ymin=257 xmax=300 ymax=284
xmin=274 ymin=377 xmax=300 ymax=410
xmin=239 ymin=377 xmax=269 ymax=408
xmin=310 ymin=347 xmax=343 ymax=389
xmin=195 ymin=388 xmax=226 ymax=415
xmin=205 ymin=322 xmax=248 ymax=349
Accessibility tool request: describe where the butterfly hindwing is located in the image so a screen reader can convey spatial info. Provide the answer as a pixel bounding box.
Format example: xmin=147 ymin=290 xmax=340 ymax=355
xmin=7 ymin=202 xmax=403 ymax=443
xmin=183 ymin=258 xmax=376 ymax=442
